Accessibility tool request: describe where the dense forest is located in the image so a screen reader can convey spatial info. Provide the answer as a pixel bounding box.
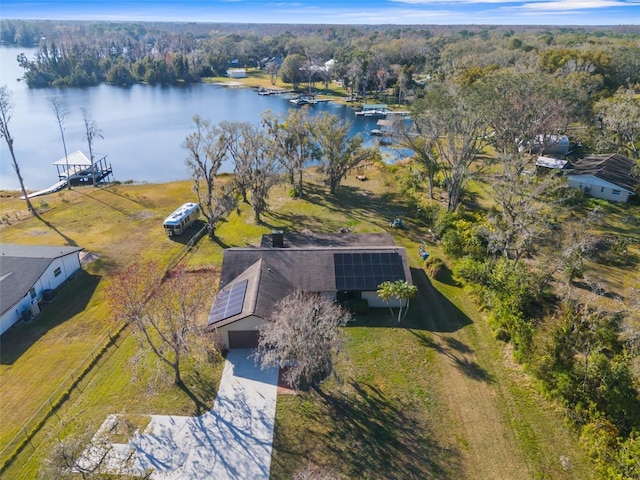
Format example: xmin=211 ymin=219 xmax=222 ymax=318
xmin=2 ymin=20 xmax=639 ymax=96
xmin=2 ymin=19 xmax=640 ymax=479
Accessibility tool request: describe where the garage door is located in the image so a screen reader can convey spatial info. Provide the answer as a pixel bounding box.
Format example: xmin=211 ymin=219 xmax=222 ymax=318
xmin=228 ymin=330 xmax=260 ymax=349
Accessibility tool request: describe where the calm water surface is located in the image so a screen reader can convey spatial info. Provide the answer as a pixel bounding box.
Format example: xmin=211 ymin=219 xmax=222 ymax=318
xmin=0 ymin=46 xmax=384 ymax=191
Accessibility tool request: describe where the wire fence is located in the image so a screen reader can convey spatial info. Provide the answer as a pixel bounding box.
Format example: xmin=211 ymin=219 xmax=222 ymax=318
xmin=0 ymin=225 xmax=207 ymax=474
xmin=0 ymin=321 xmax=127 ymax=474
xmin=167 ymin=224 xmax=208 ymax=272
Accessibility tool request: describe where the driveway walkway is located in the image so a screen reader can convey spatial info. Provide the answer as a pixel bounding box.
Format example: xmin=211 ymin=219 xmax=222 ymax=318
xmin=84 ymin=349 xmax=279 ymax=479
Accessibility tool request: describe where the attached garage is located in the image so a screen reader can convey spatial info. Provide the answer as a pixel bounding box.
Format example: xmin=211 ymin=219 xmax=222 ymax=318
xmin=228 ymin=330 xmax=260 ymax=349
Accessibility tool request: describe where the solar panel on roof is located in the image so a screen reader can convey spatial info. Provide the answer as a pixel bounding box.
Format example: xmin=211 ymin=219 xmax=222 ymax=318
xmin=208 ymin=279 xmax=248 ymax=324
xmin=334 ymin=252 xmax=405 ymax=291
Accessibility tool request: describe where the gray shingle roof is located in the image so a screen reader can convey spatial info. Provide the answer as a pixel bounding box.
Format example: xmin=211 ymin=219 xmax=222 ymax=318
xmin=260 ymin=232 xmax=396 ymax=248
xmin=569 ymin=153 xmax=638 ymax=192
xmin=207 ymin=258 xmax=294 ymax=328
xmin=0 ymin=244 xmax=83 ymax=316
xmin=208 ymin=233 xmax=410 ymax=329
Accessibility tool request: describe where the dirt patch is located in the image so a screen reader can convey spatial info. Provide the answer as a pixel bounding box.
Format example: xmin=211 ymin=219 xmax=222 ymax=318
xmin=130 ymin=211 xmax=155 ymax=220
xmin=80 ymin=251 xmax=100 ymax=266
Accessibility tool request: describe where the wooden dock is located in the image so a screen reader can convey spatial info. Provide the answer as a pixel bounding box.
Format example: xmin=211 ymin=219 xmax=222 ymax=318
xmin=258 ymin=88 xmax=293 ymax=96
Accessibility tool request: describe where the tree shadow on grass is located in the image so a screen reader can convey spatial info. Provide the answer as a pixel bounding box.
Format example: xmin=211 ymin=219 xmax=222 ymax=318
xmin=0 ymin=270 xmax=99 ymax=365
xmin=36 ymin=215 xmax=78 ymax=247
xmin=350 ymin=268 xmax=472 ymax=334
xmin=280 ymin=381 xmax=461 ymax=479
xmin=408 ymin=268 xmax=473 ymax=332
xmin=176 ymin=380 xmax=213 ymax=416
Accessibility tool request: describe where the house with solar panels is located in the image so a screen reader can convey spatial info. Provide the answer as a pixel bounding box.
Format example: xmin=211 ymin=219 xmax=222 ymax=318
xmin=207 ymin=231 xmax=412 ymax=349
xmin=0 ymin=244 xmax=83 ymax=336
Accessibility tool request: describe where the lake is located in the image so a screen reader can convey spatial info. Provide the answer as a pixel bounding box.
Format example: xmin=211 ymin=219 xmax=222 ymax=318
xmin=0 ymin=46 xmax=391 ymax=191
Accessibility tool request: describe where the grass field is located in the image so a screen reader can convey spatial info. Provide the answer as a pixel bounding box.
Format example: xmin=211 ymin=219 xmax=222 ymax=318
xmin=0 ymin=164 xmax=603 ymax=479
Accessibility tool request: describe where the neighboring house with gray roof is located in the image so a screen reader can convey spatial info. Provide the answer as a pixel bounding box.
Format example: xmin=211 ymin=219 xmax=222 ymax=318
xmin=207 ymin=232 xmax=411 ymax=349
xmin=0 ymin=244 xmax=83 ymax=335
xmin=566 ymin=153 xmax=638 ymax=203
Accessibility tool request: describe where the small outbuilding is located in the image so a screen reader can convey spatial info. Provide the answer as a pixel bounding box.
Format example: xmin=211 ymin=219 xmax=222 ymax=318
xmin=520 ymin=134 xmax=570 ymax=156
xmin=0 ymin=244 xmax=83 ymax=335
xmin=226 ymin=68 xmax=247 ymax=78
xmin=536 ymin=156 xmax=570 ymax=170
xmin=565 ymin=153 xmax=638 ymax=203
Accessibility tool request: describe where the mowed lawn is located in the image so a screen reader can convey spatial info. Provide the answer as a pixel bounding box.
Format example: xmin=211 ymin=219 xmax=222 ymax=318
xmin=1 ymin=165 xmax=596 ymax=478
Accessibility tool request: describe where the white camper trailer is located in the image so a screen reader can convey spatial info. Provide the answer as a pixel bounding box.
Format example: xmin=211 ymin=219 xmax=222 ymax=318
xmin=163 ymin=202 xmax=201 ymax=236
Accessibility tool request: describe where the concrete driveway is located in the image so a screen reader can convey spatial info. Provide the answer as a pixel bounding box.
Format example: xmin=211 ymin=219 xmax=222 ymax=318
xmin=83 ymin=349 xmax=279 ymax=479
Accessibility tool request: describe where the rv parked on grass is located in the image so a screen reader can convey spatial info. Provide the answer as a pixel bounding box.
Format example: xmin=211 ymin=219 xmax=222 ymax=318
xmin=163 ymin=202 xmax=200 ymax=236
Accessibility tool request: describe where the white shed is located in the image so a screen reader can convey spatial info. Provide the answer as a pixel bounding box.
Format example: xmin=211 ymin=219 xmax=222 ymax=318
xmin=226 ymin=68 xmax=247 ymax=78
xmin=0 ymin=244 xmax=83 ymax=335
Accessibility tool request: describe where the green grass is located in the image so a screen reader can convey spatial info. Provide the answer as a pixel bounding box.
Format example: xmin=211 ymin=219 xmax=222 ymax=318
xmin=271 ymin=312 xmax=456 ymax=480
xmin=0 ymin=164 xmax=606 ymax=479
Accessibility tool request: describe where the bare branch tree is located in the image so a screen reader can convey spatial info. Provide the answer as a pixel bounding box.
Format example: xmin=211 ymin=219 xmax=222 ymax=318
xmin=0 ymin=85 xmax=37 ymax=215
xmin=48 ymin=96 xmax=71 ymax=190
xmin=411 ymin=83 xmax=490 ymax=212
xmin=255 ymin=291 xmax=351 ymax=390
xmin=594 ymin=88 xmax=640 ymax=160
xmin=262 ymin=107 xmax=316 ymax=198
xmin=107 ymin=258 xmax=215 ymax=385
xmin=312 ymin=112 xmax=372 ymax=195
xmin=478 ymin=72 xmax=570 ymax=260
xmin=81 ymin=107 xmax=103 ymax=186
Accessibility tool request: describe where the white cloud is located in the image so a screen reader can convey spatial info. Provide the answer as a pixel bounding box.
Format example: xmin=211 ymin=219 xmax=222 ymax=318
xmin=391 ymin=0 xmax=513 ymax=3
xmin=515 ymin=0 xmax=629 ymax=10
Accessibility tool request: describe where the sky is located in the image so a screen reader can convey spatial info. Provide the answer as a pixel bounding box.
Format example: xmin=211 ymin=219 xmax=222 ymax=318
xmin=1 ymin=0 xmax=639 ymax=26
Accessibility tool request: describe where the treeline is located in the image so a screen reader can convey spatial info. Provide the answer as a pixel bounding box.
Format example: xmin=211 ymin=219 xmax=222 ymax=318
xmin=394 ymin=72 xmax=640 ymax=477
xmin=2 ymin=19 xmax=639 ymax=95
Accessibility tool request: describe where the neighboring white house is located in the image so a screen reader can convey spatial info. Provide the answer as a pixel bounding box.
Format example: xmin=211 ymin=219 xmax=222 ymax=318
xmin=226 ymin=68 xmax=247 ymax=78
xmin=565 ymin=153 xmax=638 ymax=203
xmin=207 ymin=232 xmax=412 ymax=349
xmin=0 ymin=244 xmax=83 ymax=335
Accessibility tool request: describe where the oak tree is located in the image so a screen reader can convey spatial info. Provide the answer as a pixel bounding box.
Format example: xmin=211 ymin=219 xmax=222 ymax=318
xmin=312 ymin=112 xmax=371 ymax=194
xmin=108 ymin=258 xmax=214 ymax=386
xmin=184 ymin=115 xmax=236 ymax=238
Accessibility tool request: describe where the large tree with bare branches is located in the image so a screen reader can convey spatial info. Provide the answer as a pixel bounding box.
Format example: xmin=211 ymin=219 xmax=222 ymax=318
xmin=0 ymin=85 xmax=37 ymax=214
xmin=81 ymin=107 xmax=103 ymax=186
xmin=48 ymin=96 xmax=71 ymax=190
xmin=255 ymin=291 xmax=350 ymax=390
xmin=262 ymin=107 xmax=316 ymax=198
xmin=478 ymin=72 xmax=570 ymax=260
xmin=312 ymin=112 xmax=372 ymax=194
xmin=108 ymin=258 xmax=215 ymax=385
xmin=411 ymin=83 xmax=490 ymax=212
xmin=221 ymin=121 xmax=282 ymax=222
